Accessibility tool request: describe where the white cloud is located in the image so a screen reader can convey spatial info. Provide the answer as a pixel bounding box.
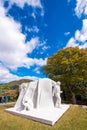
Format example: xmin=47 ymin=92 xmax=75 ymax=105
xmin=34 ymin=67 xmax=40 ymax=74
xmin=67 ymin=0 xmax=71 ymax=3
xmin=75 ymin=30 xmax=80 ymax=40
xmin=42 ymin=45 xmax=49 ymax=51
xmin=7 ymin=0 xmax=42 ymax=8
xmin=75 ymin=0 xmax=87 ymax=17
xmin=0 ymin=64 xmax=19 ymax=83
xmin=36 ymin=40 xmax=50 ymax=52
xmin=0 ymin=64 xmax=38 ymax=83
xmin=64 ymin=32 xmax=70 ymax=36
xmin=0 ymin=2 xmax=46 ymax=83
xmin=23 ymin=58 xmax=47 ymax=68
xmin=66 ymin=19 xmax=87 ymax=49
xmin=31 ymin=12 xmax=36 ymax=19
xmin=75 ymin=19 xmax=87 ymax=42
xmin=25 ymin=26 xmax=39 ymax=33
xmin=34 ymin=58 xmax=47 ymax=66
xmin=66 ymin=1 xmax=87 ymax=49
xmin=66 ymin=37 xmax=79 ymax=48
xmin=79 ymin=42 xmax=87 ymax=49
xmin=1 ymin=0 xmax=44 ymax=19
xmin=0 ymin=4 xmax=46 ymax=70
xmin=6 ymin=0 xmax=44 ymax=17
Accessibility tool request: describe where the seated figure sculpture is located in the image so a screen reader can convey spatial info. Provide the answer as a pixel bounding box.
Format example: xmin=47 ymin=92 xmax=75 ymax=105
xmin=22 ymin=98 xmax=33 ymax=111
xmin=22 ymin=80 xmax=38 ymax=110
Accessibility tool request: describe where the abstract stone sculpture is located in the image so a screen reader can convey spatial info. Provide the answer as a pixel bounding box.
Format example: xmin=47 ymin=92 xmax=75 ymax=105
xmin=5 ymin=78 xmax=70 ymax=125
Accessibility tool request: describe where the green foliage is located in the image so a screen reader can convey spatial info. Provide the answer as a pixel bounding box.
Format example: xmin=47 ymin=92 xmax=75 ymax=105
xmin=0 ymin=79 xmax=32 ymax=101
xmin=42 ymin=47 xmax=87 ymax=104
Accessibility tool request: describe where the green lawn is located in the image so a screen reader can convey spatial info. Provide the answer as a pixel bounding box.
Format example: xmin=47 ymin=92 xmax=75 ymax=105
xmin=0 ymin=103 xmax=87 ymax=130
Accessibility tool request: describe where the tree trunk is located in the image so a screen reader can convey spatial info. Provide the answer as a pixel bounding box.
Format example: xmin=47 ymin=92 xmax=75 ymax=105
xmin=68 ymin=85 xmax=76 ymax=104
xmin=71 ymin=92 xmax=76 ymax=104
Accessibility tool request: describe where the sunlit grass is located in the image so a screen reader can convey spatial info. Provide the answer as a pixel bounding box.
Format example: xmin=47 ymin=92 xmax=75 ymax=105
xmin=0 ymin=103 xmax=87 ymax=130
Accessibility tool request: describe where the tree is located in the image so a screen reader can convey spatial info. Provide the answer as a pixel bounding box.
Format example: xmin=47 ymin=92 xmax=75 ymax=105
xmin=42 ymin=47 xmax=87 ymax=104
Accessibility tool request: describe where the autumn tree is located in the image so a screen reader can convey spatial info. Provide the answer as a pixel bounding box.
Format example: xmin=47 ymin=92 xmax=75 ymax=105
xmin=42 ymin=47 xmax=87 ymax=104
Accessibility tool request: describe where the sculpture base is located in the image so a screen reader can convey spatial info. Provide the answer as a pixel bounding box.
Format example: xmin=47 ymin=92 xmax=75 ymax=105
xmin=5 ymin=104 xmax=70 ymax=126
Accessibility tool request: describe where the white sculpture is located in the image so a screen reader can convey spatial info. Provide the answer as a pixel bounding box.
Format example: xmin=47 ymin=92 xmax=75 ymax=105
xmin=6 ymin=78 xmax=70 ymax=125
xmin=22 ymin=80 xmax=38 ymax=110
xmin=14 ymin=83 xmax=29 ymax=110
xmin=52 ymin=81 xmax=62 ymax=107
xmin=14 ymin=78 xmax=58 ymax=110
xmin=23 ymin=98 xmax=33 ymax=111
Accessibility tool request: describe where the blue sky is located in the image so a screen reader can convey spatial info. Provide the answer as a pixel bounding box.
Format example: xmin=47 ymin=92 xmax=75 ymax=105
xmin=0 ymin=0 xmax=87 ymax=83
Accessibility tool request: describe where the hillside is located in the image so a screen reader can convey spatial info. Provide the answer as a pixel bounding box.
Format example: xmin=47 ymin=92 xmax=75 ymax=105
xmin=0 ymin=79 xmax=32 ymax=89
xmin=0 ymin=79 xmax=32 ymax=99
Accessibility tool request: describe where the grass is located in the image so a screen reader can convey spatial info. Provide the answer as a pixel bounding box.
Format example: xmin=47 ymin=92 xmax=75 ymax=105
xmin=0 ymin=103 xmax=87 ymax=130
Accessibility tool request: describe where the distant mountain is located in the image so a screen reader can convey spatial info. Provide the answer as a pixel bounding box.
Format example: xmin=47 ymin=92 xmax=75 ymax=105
xmin=0 ymin=79 xmax=32 ymax=100
xmin=0 ymin=79 xmax=32 ymax=90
